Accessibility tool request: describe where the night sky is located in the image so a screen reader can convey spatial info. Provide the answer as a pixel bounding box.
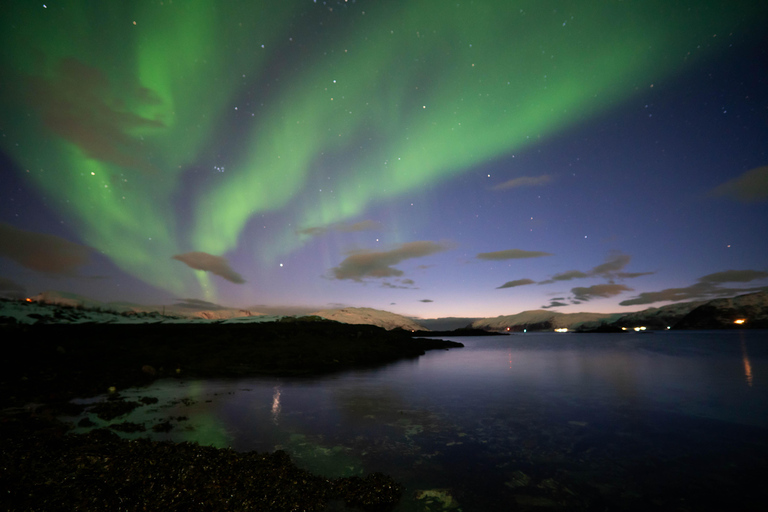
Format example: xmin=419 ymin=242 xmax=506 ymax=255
xmin=1 ymin=1 xmax=767 ymax=319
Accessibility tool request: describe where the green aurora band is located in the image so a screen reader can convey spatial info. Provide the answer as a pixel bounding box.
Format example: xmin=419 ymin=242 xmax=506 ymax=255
xmin=1 ymin=1 xmax=762 ymax=300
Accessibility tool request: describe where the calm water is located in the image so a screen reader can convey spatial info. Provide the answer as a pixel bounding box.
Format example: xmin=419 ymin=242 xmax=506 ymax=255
xmin=67 ymin=330 xmax=768 ymax=510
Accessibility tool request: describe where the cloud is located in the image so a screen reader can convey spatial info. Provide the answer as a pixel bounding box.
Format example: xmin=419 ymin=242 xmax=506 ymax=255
xmin=331 ymin=240 xmax=452 ymax=281
xmin=547 ymin=270 xmax=589 ymax=282
xmin=172 ymin=252 xmax=246 ymax=283
xmin=492 ymin=175 xmax=552 ymax=191
xmin=419 ymin=299 xmax=434 ymax=303
xmin=571 ymin=284 xmax=633 ymax=302
xmin=699 ymin=269 xmax=768 ymax=283
xmin=338 ymin=220 xmax=382 ymax=232
xmin=477 ymin=249 xmax=553 ymax=260
xmin=590 ymin=252 xmax=631 ymax=276
xmin=298 ymin=219 xmax=382 ymax=237
xmin=616 ymin=272 xmax=655 ymax=279
xmin=0 ymin=222 xmax=91 ymax=275
xmin=247 ymin=304 xmax=320 ymax=316
xmin=0 ymin=276 xmax=27 ymax=299
xmin=297 ymin=226 xmax=327 ymax=237
xmin=496 ymin=278 xmax=536 ymax=289
xmin=619 ymin=269 xmax=768 ymax=306
xmin=26 ymin=58 xmax=164 ymax=173
xmin=710 ymin=166 xmax=768 ymax=203
xmin=381 ymin=280 xmax=417 ymax=289
xmin=539 ymin=251 xmax=652 ymax=284
xmin=542 ymin=301 xmax=568 ymax=309
xmin=173 ymin=298 xmax=228 ymax=311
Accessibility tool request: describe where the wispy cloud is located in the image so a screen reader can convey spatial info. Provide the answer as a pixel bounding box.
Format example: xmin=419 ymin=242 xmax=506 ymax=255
xmin=540 ymin=270 xmax=589 ymax=284
xmin=699 ymin=269 xmax=768 ymax=283
xmin=571 ymin=284 xmax=633 ymax=302
xmin=590 ymin=252 xmax=632 ymax=275
xmin=477 ymin=249 xmax=553 ymax=260
xmin=172 ymin=252 xmax=246 ymax=284
xmin=26 ymin=58 xmax=164 ymax=173
xmin=539 ymin=251 xmax=651 ymax=284
xmin=492 ymin=175 xmax=552 ymax=191
xmin=0 ymin=276 xmax=26 ymax=299
xmin=419 ymin=299 xmax=434 ymax=303
xmin=496 ymin=278 xmax=536 ymax=289
xmin=173 ymin=298 xmax=228 ymax=311
xmin=381 ymin=279 xmax=418 ymax=289
xmin=0 ymin=222 xmax=91 ymax=275
xmin=710 ymin=165 xmax=768 ymax=203
xmin=542 ymin=301 xmax=568 ymax=309
xmin=616 ymin=272 xmax=655 ymax=279
xmin=330 ymin=241 xmax=452 ymax=282
xmin=298 ymin=219 xmax=382 ymax=237
xmin=619 ymin=269 xmax=768 ymax=306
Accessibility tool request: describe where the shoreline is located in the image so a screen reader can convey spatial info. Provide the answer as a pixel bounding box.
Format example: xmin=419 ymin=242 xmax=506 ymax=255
xmin=0 ymin=320 xmax=462 ymax=511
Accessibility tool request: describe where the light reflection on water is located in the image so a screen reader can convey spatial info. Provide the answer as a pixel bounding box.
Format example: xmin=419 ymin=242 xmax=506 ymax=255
xmin=742 ymin=337 xmax=754 ymax=387
xmin=65 ymin=331 xmax=768 ymax=510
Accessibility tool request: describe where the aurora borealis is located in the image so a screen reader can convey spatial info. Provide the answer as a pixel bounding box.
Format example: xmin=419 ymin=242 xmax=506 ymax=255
xmin=2 ymin=1 xmax=767 ymax=318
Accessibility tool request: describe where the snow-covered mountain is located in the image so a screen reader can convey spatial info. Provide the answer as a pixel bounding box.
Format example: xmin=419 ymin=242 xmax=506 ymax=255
xmin=569 ymin=300 xmax=707 ymax=332
xmin=310 ymin=307 xmax=427 ymax=331
xmin=27 ymin=291 xmax=265 ymax=320
xmin=0 ymin=292 xmax=426 ymax=330
xmin=469 ymin=292 xmax=768 ymax=332
xmin=0 ymin=292 xmax=280 ymax=325
xmin=470 ymin=310 xmax=616 ymax=332
xmin=675 ymin=291 xmax=768 ymax=329
xmin=5 ymin=289 xmax=766 ymax=331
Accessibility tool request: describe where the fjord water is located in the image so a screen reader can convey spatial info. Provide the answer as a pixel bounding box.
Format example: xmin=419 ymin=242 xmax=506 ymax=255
xmin=73 ymin=331 xmax=768 ymax=510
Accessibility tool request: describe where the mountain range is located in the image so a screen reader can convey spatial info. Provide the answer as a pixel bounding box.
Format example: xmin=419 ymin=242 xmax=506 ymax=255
xmin=1 ymin=290 xmax=766 ymax=331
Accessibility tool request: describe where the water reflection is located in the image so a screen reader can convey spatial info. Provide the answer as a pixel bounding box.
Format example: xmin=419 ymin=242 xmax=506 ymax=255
xmin=59 ymin=332 xmax=768 ymax=511
xmin=271 ymin=385 xmax=282 ymax=423
xmin=741 ymin=338 xmax=753 ymax=387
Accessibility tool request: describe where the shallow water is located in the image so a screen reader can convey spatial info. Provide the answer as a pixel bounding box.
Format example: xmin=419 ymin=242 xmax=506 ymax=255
xmin=65 ymin=330 xmax=768 ymax=510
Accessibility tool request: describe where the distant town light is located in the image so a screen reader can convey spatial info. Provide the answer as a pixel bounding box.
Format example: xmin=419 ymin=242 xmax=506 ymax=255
xmin=734 ymin=319 xmax=746 ymax=325
xmin=554 ymin=328 xmax=568 ymax=333
xmin=633 ymin=326 xmax=647 ymax=331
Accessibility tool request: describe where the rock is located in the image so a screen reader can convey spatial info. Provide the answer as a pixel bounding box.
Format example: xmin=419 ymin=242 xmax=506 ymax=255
xmin=78 ymin=417 xmax=96 ymax=428
xmin=505 ymin=470 xmax=532 ymax=489
xmin=89 ymin=400 xmax=142 ymax=421
xmin=414 ymin=488 xmax=460 ymax=509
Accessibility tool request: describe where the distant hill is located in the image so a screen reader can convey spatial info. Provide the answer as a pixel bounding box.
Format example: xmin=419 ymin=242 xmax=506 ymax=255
xmin=467 ymin=292 xmax=768 ymax=332
xmin=1 ymin=291 xmax=281 ymax=325
xmin=675 ymin=291 xmax=768 ymax=329
xmin=4 ymin=292 xmax=426 ymax=330
xmin=7 ymin=289 xmax=766 ymax=331
xmin=416 ymin=317 xmax=482 ymax=331
xmin=310 ymin=307 xmax=427 ymax=331
xmin=471 ymin=310 xmax=616 ymax=332
xmin=26 ymin=291 xmax=265 ymax=321
xmin=576 ymin=300 xmax=706 ymax=332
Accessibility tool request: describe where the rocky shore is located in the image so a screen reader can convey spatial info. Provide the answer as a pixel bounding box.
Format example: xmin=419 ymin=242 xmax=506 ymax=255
xmin=0 ymin=319 xmax=462 ymax=511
